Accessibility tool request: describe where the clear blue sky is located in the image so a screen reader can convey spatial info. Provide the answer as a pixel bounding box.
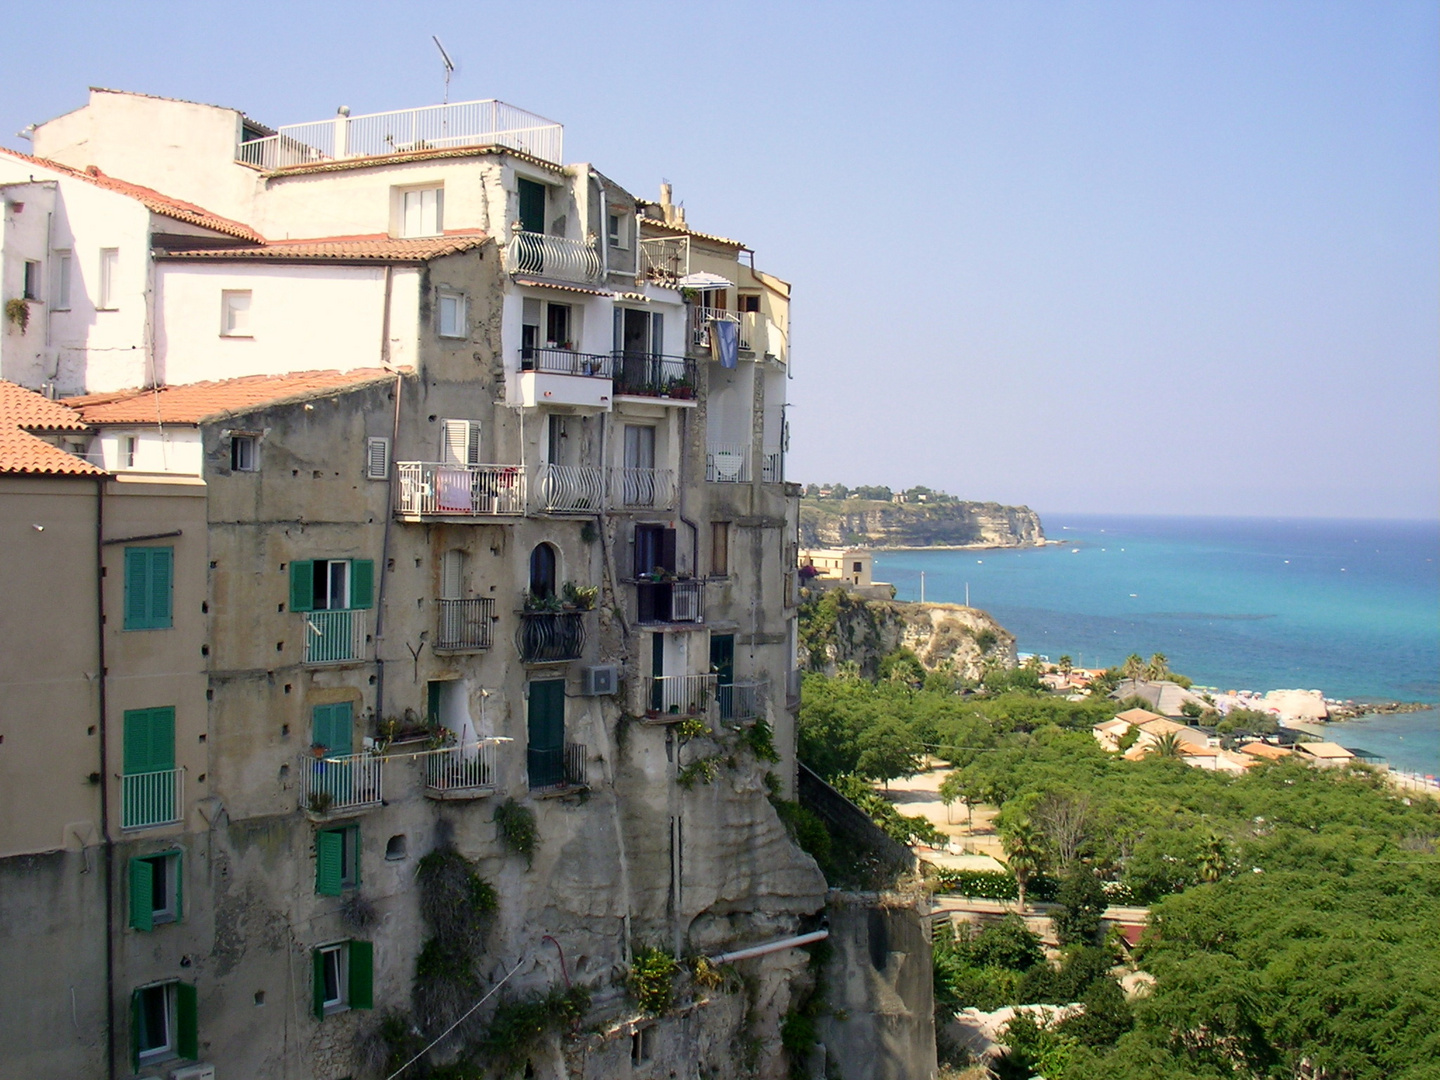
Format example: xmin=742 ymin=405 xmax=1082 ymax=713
xmin=4 ymin=1 xmax=1435 ymax=519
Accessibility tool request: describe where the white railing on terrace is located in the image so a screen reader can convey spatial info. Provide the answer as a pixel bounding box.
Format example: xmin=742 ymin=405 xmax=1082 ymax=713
xmin=237 ymin=99 xmax=563 ymax=170
xmin=424 ymin=741 xmax=501 ymax=796
xmin=650 ymin=674 xmax=717 ymax=718
xmin=505 ymin=231 xmax=602 ymax=283
xmin=304 ymin=609 xmax=368 ymax=665
xmin=121 ymin=768 xmax=184 ymax=830
xmin=706 ymin=444 xmax=751 ymax=483
xmin=396 ymin=462 xmax=526 ymax=517
xmin=612 ymin=467 xmax=676 ymax=510
xmin=640 ymin=236 xmax=689 ymax=283
xmin=690 ymin=306 xmax=739 ymax=351
xmin=719 ymin=680 xmax=766 ymax=723
xmin=536 ymin=464 xmax=606 ymax=513
xmin=299 ymin=752 xmax=384 ymax=813
xmin=761 ymin=448 xmax=784 ymax=484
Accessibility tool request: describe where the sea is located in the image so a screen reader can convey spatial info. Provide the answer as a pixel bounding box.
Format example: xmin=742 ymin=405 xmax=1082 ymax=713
xmin=874 ymin=515 xmax=1440 ymax=776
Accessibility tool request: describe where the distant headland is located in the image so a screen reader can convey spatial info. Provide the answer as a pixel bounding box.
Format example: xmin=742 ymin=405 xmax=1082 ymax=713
xmin=799 ymin=483 xmax=1045 ymax=549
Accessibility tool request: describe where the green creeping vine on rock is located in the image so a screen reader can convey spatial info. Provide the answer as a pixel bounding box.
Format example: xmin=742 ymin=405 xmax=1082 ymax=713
xmin=494 ymin=797 xmax=538 ymax=866
xmin=628 ymin=946 xmax=680 ymax=1015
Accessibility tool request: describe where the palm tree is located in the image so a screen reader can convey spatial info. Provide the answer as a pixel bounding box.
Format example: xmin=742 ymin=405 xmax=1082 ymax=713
xmin=1149 ymin=731 xmax=1184 ymax=759
xmin=1146 ymin=653 xmax=1171 ymax=681
xmin=1199 ymin=834 xmax=1229 ymax=883
xmin=1122 ymin=654 xmax=1145 ymax=681
xmin=1001 ymin=821 xmax=1045 ymax=912
xmin=1057 ymin=655 xmax=1073 ymax=677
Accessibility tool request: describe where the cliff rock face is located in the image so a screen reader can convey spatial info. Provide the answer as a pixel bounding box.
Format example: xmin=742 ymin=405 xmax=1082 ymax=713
xmin=801 ymin=590 xmax=1018 ymax=682
xmin=799 ymin=499 xmax=1045 ymax=549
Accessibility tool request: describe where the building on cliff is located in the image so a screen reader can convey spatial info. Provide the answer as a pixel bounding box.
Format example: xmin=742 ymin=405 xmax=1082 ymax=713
xmin=0 ymin=89 xmax=824 ymax=1080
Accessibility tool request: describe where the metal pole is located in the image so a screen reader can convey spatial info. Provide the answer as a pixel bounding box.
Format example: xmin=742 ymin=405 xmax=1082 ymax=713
xmin=920 ymin=571 xmax=925 ymax=603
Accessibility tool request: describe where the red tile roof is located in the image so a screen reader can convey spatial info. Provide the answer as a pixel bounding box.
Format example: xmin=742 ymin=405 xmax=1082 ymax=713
xmin=637 ymin=215 xmax=745 ymax=249
xmin=0 ymin=380 xmax=91 ymax=432
xmin=156 ymin=232 xmax=486 ymax=263
xmin=255 ymin=144 xmax=563 ymax=177
xmin=0 ymin=381 xmax=102 ymax=476
xmin=0 ymin=148 xmax=263 ymax=242
xmin=69 ymin=368 xmax=398 ymax=424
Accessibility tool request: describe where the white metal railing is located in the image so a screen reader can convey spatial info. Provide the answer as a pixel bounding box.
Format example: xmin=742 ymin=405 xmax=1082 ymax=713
xmin=690 ymin=306 xmax=739 ymax=351
xmin=424 ymin=741 xmax=501 ymax=795
xmin=504 ymin=231 xmax=602 ymax=283
xmin=237 ymin=99 xmax=563 ymax=170
xmin=640 ymin=236 xmax=689 ymax=283
xmin=299 ymin=752 xmax=384 ymax=813
xmin=719 ymin=680 xmax=766 ymax=723
xmin=611 ymin=467 xmax=676 ymax=510
xmin=761 ymin=448 xmax=784 ymax=484
xmin=121 ymin=768 xmax=184 ymax=830
xmin=535 ymin=464 xmax=606 ymax=513
xmin=396 ymin=462 xmax=526 ymax=517
xmin=304 ymin=609 xmax=368 ymax=665
xmin=649 ymin=674 xmax=717 ymax=718
xmin=706 ymin=444 xmax=751 ymax=483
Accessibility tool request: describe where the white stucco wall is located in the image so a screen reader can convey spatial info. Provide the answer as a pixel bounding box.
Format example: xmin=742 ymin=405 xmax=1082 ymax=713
xmin=92 ymin=425 xmax=203 ymax=475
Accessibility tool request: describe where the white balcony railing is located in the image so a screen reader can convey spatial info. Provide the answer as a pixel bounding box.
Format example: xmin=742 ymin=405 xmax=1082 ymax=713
xmin=237 ymin=99 xmax=563 ymax=170
xmin=706 ymin=444 xmax=751 ymax=483
xmin=396 ymin=462 xmax=526 ymax=517
xmin=761 ymin=448 xmax=784 ymax=484
xmin=649 ymin=674 xmax=718 ymax=719
xmin=640 ymin=236 xmax=689 ymax=283
xmin=304 ymin=609 xmax=368 ymax=665
xmin=424 ymin=741 xmax=501 ymax=797
xmin=504 ymin=231 xmax=602 ymax=283
xmin=690 ymin=307 xmax=739 ymax=351
xmin=299 ymin=752 xmax=384 ymax=814
xmin=121 ymin=768 xmax=184 ymax=830
xmin=611 ymin=467 xmax=676 ymax=510
xmin=535 ymin=464 xmax=606 ymax=513
xmin=719 ymin=680 xmax=766 ymax=723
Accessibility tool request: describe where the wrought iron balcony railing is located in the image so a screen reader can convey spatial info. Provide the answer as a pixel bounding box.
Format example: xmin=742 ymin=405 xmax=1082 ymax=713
xmin=505 ymin=231 xmax=602 ymax=283
xmin=649 ymin=674 xmax=717 ymax=719
xmin=719 ymin=680 xmax=766 ymax=723
xmin=519 ymin=610 xmax=586 ymax=663
xmin=634 ymin=578 xmax=705 ymax=624
xmin=436 ymin=598 xmax=495 ymax=651
xmin=535 ymin=464 xmax=606 ymax=513
xmin=611 ymin=467 xmax=676 ymax=511
xmin=518 ymin=346 xmax=613 ymax=378
xmin=529 ymin=742 xmax=587 ymax=791
xmin=612 ymin=352 xmax=696 ymax=400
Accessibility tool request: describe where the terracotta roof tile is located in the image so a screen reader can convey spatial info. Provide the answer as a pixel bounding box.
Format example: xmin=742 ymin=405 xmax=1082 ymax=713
xmin=69 ymin=368 xmax=398 ymax=425
xmin=156 ymin=232 xmax=486 ymax=263
xmin=0 ymin=148 xmax=263 ymax=242
xmin=0 ymin=426 xmax=105 ymax=476
xmin=255 ymin=144 xmax=563 ymax=177
xmin=1240 ymin=742 xmax=1293 ymax=761
xmin=0 ymin=380 xmax=91 ymax=432
xmin=637 ymin=215 xmax=745 ymax=249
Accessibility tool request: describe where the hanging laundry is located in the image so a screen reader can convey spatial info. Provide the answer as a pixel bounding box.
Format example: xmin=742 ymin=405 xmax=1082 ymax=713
xmin=712 ymin=318 xmax=739 ymax=369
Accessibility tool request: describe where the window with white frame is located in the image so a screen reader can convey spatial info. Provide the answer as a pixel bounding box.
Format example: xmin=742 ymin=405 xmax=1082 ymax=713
xmin=52 ymin=251 xmax=72 ymax=310
xmin=319 ymin=943 xmax=347 ymax=1012
xmin=99 ymin=248 xmax=119 ymax=309
xmin=221 ymin=290 xmax=252 ymax=337
xmin=22 ymin=260 xmax=40 ymax=301
xmin=124 ymin=435 xmax=138 ymax=469
xmin=231 ymin=433 xmax=258 ymax=471
xmin=133 ymin=979 xmax=197 ymax=1065
xmin=437 ymin=290 xmax=467 ymax=338
xmin=608 ymin=211 xmax=629 ymax=250
xmin=441 ymin=419 xmax=481 ymax=465
xmin=400 ymin=186 xmax=443 ymax=237
xmin=129 ymin=851 xmax=182 ymax=930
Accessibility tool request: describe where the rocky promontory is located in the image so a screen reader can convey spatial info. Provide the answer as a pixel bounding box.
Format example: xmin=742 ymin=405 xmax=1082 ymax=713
xmin=799 ymin=497 xmax=1045 ymax=549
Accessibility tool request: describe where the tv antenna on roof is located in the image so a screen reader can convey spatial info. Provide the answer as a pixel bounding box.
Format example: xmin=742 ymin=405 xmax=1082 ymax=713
xmin=433 ymin=36 xmax=456 ymax=104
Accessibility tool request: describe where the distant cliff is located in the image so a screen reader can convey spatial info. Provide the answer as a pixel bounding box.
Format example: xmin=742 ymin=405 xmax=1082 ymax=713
xmin=799 ymin=498 xmax=1045 ymax=549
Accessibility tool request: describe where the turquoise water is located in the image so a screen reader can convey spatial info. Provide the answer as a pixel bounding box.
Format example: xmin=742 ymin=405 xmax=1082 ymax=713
xmin=874 ymin=515 xmax=1439 ymax=774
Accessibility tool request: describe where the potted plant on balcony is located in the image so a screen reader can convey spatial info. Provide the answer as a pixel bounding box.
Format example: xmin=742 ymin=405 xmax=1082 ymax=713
xmin=523 ymin=590 xmax=564 ymax=613
xmin=562 ymin=581 xmax=598 ymax=611
xmin=666 ymin=376 xmax=695 ymax=400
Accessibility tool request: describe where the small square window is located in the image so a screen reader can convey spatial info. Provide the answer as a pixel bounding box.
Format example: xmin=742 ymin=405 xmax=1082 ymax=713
xmin=400 ymin=186 xmax=443 ymax=237
xmin=131 ymin=851 xmax=182 ymax=930
xmin=320 ymin=944 xmax=347 ymax=1012
xmin=133 ymin=980 xmax=196 ymax=1065
xmin=231 ymin=434 xmax=258 ymax=471
xmin=438 ymin=291 xmax=467 ymax=338
xmin=23 ymin=260 xmax=40 ymax=301
xmin=221 ymin=290 xmax=252 ymax=337
xmin=608 ymin=212 xmax=628 ymax=250
xmin=740 ymin=294 xmax=761 ymax=313
xmin=366 ymin=437 xmax=390 ymax=480
xmin=317 ymin=824 xmax=361 ymax=895
xmin=312 ymin=939 xmax=373 ymax=1019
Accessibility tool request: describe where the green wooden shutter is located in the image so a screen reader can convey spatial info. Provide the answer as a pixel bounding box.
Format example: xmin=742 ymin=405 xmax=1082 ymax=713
xmin=350 ymin=559 xmax=374 ymax=610
xmin=316 ymin=830 xmax=343 ymax=896
xmin=518 ymin=177 xmax=545 ymax=233
xmin=124 ymin=548 xmax=150 ymax=629
xmin=123 ymin=708 xmax=152 ymax=774
xmin=289 ymin=560 xmax=315 ymax=612
xmin=312 ymin=948 xmax=327 ymax=1019
xmin=349 ymin=940 xmax=374 ymax=1009
xmin=148 ymin=548 xmax=173 ymax=629
xmin=130 ymin=989 xmax=142 ymax=1071
xmin=175 ymin=982 xmax=198 ymax=1060
xmin=150 ymin=707 xmax=175 ymax=771
xmin=312 ymin=703 xmax=353 ymax=756
xmin=129 ymin=858 xmax=154 ymax=932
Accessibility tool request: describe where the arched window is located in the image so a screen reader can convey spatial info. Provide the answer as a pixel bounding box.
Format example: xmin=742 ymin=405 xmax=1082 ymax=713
xmin=529 ymin=543 xmax=557 ymax=599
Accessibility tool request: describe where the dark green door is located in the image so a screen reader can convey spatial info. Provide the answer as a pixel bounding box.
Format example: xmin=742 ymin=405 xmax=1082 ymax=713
xmin=516 ymin=178 xmax=546 ymax=274
xmin=122 ymin=707 xmax=176 ymax=827
xmin=311 ymin=703 xmax=353 ymax=755
xmin=711 ymin=634 xmax=735 ymax=720
xmin=650 ymin=633 xmax=665 ymax=712
xmin=527 ymin=680 xmax=565 ymax=788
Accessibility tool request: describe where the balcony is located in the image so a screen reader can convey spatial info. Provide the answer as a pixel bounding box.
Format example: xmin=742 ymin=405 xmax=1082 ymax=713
xmin=529 ymin=741 xmax=587 ymax=791
xmin=761 ymin=447 xmax=784 ymax=484
xmin=706 ymin=443 xmax=752 ymax=483
xmin=520 ymin=346 xmax=613 ymax=378
xmin=519 ymin=610 xmax=586 ymax=663
xmin=424 ymin=741 xmax=501 ymax=799
xmin=639 ymin=236 xmax=690 ymax=285
xmin=635 ymin=578 xmax=705 ymax=625
xmin=304 ymin=609 xmax=369 ymax=666
xmin=690 ymin=307 xmax=739 ymax=352
xmin=396 ymin=462 xmax=526 ymax=518
xmin=505 ymin=231 xmax=602 ymax=284
xmin=718 ymin=680 xmax=766 ymax=723
xmin=647 ymin=674 xmax=717 ymax=721
xmin=612 ymin=352 xmax=697 ymax=402
xmin=237 ymin=99 xmax=563 ymax=170
xmin=299 ymin=752 xmax=384 ymax=815
xmin=611 ymin=468 xmax=677 ymax=511
xmin=535 ymin=464 xmax=606 ymax=513
xmin=691 ymin=309 xmax=784 ymax=363
xmin=121 ymin=768 xmax=184 ymax=830
xmin=436 ymin=598 xmax=495 ymax=652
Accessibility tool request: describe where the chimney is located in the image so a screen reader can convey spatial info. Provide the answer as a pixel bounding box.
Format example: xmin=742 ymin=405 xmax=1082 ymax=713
xmin=659 ymin=182 xmax=674 ymax=225
xmin=676 ymin=206 xmax=686 ymax=227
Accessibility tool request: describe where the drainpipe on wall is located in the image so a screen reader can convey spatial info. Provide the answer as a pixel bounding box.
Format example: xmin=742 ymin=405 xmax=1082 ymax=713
xmin=373 ymin=266 xmax=398 ymax=722
xmin=94 ymin=475 xmax=117 ymax=1080
xmin=676 ymin=408 xmax=699 ymax=575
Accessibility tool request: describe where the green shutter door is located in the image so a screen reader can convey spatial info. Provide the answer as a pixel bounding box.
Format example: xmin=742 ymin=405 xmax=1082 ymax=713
xmin=148 ymin=548 xmax=172 ymax=628
xmin=123 ymin=708 xmax=175 ymax=774
xmin=518 ymin=178 xmax=546 ymax=233
xmin=711 ymin=633 xmax=736 ymax=720
xmin=527 ymin=680 xmax=565 ymax=788
xmin=124 ymin=548 xmax=150 ymax=629
xmin=312 ymin=948 xmax=327 ymax=1019
xmin=350 ymin=559 xmax=374 ymax=610
xmin=348 ymin=940 xmax=374 ymax=1009
xmin=129 ymin=858 xmax=154 ymax=931
xmin=312 ymin=703 xmax=353 ymax=756
xmin=289 ymin=561 xmax=315 ymax=612
xmin=316 ymin=830 xmax=344 ymax=896
xmin=175 ymin=982 xmax=198 ymax=1060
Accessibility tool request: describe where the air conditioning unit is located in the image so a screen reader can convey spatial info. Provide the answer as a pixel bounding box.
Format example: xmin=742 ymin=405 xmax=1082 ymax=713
xmin=171 ymin=1064 xmax=215 ymax=1080
xmin=582 ymin=664 xmax=618 ymax=696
